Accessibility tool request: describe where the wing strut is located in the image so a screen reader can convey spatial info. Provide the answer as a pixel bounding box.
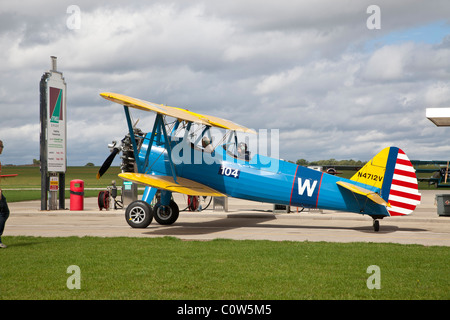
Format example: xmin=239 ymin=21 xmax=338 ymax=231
xmin=159 ymin=114 xmax=177 ymax=183
xmin=124 ymin=107 xmax=178 ymax=183
xmin=142 ymin=113 xmax=163 ymax=173
xmin=124 ymin=106 xmax=141 ymax=169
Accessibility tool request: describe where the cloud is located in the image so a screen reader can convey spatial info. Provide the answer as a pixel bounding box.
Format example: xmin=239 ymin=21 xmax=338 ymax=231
xmin=1 ymin=1 xmax=450 ymax=167
xmin=254 ymin=67 xmax=303 ymax=95
xmin=425 ymin=82 xmax=450 ymax=107
xmin=363 ymin=43 xmax=414 ymax=80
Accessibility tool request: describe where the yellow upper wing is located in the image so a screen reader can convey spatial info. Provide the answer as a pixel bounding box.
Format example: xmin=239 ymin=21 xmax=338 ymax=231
xmin=173 ymin=107 xmax=257 ymax=134
xmin=119 ymin=172 xmax=226 ymax=197
xmin=100 ymin=92 xmax=210 ymax=125
xmin=100 ymin=92 xmax=255 ymax=133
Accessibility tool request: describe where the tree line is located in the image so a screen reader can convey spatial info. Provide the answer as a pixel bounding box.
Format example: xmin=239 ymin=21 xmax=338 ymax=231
xmin=295 ymin=158 xmax=367 ymax=167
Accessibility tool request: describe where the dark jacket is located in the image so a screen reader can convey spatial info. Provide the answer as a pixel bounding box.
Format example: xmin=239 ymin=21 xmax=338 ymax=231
xmin=0 ymin=193 xmax=9 ymax=215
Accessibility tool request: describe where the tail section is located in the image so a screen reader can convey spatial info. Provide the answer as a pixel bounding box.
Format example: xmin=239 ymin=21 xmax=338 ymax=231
xmin=351 ymin=147 xmax=421 ymax=216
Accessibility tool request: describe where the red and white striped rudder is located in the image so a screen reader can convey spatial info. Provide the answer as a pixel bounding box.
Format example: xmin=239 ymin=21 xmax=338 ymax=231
xmin=386 ymin=149 xmax=421 ymax=216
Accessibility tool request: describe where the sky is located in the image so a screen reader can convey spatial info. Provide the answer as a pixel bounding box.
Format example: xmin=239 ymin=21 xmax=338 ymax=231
xmin=1 ymin=0 xmax=450 ymax=166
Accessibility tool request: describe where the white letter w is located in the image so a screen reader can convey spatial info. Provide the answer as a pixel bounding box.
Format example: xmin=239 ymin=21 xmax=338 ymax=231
xmin=298 ymin=178 xmax=318 ymax=197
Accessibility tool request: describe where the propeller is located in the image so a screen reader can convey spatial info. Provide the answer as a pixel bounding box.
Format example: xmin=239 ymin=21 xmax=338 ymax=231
xmin=97 ymin=119 xmax=141 ymax=179
xmin=97 ymin=141 xmax=122 ymax=179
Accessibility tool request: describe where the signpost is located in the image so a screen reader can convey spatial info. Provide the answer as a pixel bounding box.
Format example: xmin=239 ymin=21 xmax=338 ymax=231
xmin=40 ymin=56 xmax=67 ymax=210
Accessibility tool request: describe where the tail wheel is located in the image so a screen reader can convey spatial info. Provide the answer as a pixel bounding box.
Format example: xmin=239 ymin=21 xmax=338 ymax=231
xmin=154 ymin=200 xmax=179 ymax=225
xmin=373 ymin=220 xmax=380 ymax=232
xmin=125 ymin=200 xmax=153 ymax=228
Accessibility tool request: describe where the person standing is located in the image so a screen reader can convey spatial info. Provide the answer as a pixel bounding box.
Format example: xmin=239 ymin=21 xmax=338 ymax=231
xmin=0 ymin=140 xmax=10 ymax=248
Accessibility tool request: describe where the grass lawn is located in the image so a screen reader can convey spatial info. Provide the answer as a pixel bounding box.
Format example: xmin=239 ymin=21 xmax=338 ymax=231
xmin=1 ymin=166 xmax=449 ymax=301
xmin=0 ymin=166 xmax=123 ymax=202
xmin=0 ymin=236 xmax=448 ymax=300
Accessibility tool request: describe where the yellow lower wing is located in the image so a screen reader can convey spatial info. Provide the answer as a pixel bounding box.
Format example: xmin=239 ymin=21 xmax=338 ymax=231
xmin=336 ymin=181 xmax=390 ymax=207
xmin=119 ymin=172 xmax=226 ymax=197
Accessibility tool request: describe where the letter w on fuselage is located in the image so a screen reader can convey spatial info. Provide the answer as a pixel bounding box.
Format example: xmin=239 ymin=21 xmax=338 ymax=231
xmin=290 ymin=167 xmax=323 ymax=208
xmin=298 ymin=178 xmax=318 ymax=197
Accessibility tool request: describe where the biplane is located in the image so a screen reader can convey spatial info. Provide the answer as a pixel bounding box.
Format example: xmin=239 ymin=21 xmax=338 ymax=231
xmin=411 ymin=160 xmax=450 ymax=187
xmin=97 ymin=92 xmax=421 ymax=232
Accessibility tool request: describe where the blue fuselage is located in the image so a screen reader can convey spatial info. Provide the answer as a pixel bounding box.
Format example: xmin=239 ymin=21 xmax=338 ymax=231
xmin=138 ymin=135 xmax=388 ymax=216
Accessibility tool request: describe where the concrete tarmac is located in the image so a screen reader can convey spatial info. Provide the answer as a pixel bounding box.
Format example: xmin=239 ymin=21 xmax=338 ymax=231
xmin=4 ymin=190 xmax=450 ymax=246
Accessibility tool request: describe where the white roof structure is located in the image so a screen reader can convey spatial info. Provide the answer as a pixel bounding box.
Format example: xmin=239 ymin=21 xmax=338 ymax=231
xmin=426 ymin=108 xmax=450 ymax=127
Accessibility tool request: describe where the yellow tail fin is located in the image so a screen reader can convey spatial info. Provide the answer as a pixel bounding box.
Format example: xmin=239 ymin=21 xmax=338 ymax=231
xmin=350 ymin=147 xmax=390 ymax=189
xmin=351 ymin=147 xmax=421 ymax=216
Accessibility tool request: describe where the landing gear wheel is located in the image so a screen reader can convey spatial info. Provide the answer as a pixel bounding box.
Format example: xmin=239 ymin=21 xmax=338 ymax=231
xmin=125 ymin=200 xmax=153 ymax=228
xmin=153 ymin=200 xmax=179 ymax=225
xmin=373 ymin=219 xmax=380 ymax=232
